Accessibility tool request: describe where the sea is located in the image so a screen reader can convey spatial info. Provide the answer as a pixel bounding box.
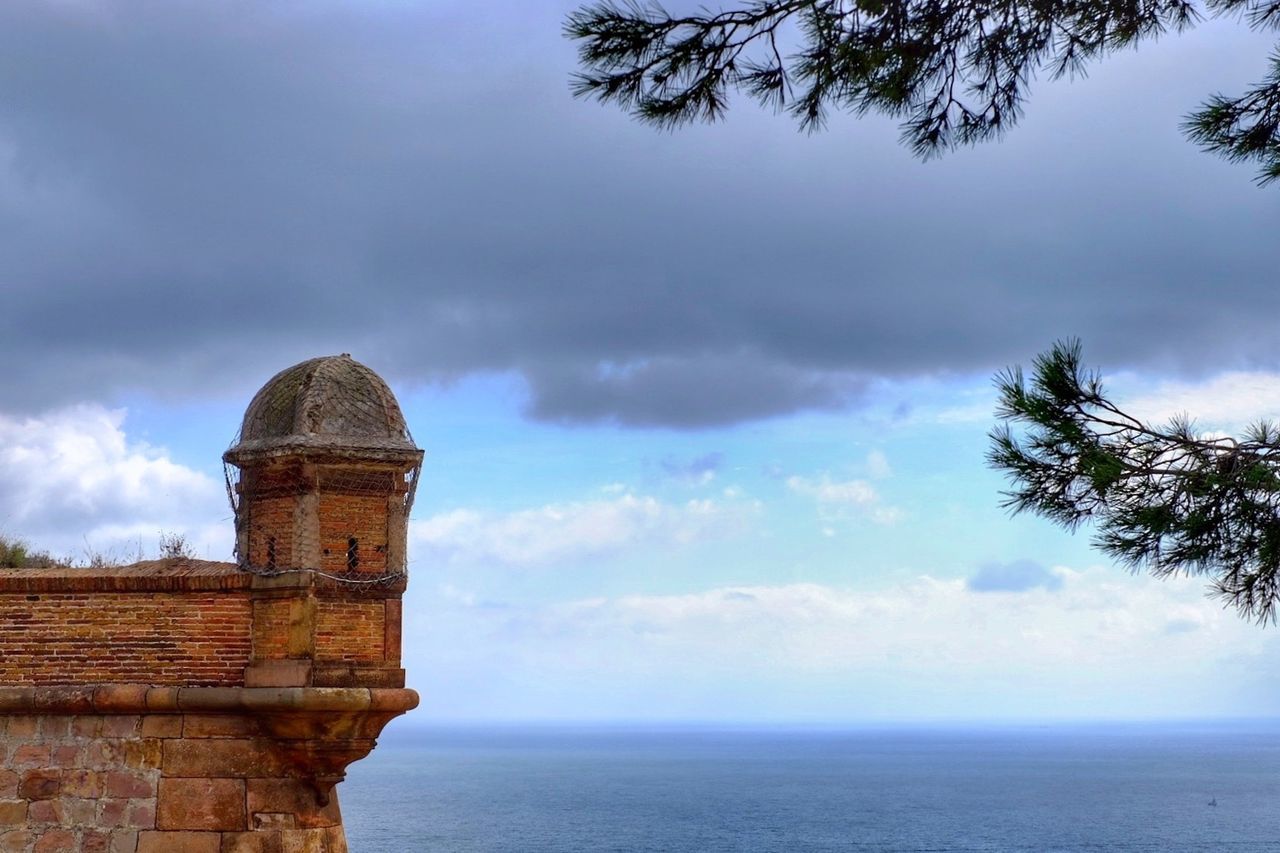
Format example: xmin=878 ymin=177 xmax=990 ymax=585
xmin=341 ymin=722 xmax=1280 ymax=852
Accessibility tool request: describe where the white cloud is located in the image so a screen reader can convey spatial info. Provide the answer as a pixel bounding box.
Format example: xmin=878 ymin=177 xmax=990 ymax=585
xmin=540 ymin=570 xmax=1226 ymax=671
xmin=1115 ymin=370 xmax=1280 ymax=432
xmin=904 ymin=381 xmax=997 ymax=425
xmin=786 ymin=474 xmax=901 ymax=525
xmin=865 ymin=449 xmax=892 ymax=479
xmin=405 ymin=566 xmax=1280 ymax=721
xmin=0 ymin=405 xmax=229 ymax=560
xmin=786 ymin=475 xmax=878 ymax=504
xmin=933 ymin=403 xmax=995 ymax=424
xmin=905 ymin=369 xmax=1280 ymax=434
xmin=411 ymin=492 xmax=757 ymax=567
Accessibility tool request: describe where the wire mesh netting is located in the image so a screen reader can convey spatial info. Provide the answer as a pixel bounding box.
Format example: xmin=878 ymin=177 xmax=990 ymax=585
xmin=222 ymin=354 xmax=423 ymax=585
xmin=223 ymin=460 xmax=419 ymax=585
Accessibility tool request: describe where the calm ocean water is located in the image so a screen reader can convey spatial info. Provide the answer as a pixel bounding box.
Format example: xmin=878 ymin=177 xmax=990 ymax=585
xmin=341 ymin=723 xmax=1280 ymax=852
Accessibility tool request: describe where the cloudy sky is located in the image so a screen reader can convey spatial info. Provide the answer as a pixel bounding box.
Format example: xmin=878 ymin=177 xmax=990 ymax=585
xmin=3 ymin=0 xmax=1280 ymax=723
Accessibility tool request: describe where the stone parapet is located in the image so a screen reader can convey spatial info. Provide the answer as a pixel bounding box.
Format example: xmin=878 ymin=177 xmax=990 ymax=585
xmin=0 ymin=564 xmax=406 ymax=690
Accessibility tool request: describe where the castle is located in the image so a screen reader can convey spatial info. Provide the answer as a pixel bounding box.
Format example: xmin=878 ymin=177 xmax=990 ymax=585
xmin=0 ymin=355 xmax=420 ymax=853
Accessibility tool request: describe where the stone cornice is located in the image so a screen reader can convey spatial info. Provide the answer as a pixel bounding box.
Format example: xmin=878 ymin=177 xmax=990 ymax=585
xmin=0 ymin=564 xmax=406 ymax=596
xmin=0 ymin=684 xmax=419 ymax=715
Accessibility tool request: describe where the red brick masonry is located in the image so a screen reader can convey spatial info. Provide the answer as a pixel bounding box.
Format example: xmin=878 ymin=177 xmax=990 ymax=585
xmin=0 ymin=563 xmax=416 ymax=853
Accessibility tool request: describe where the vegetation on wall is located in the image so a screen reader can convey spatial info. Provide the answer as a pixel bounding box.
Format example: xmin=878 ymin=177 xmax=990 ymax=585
xmin=0 ymin=534 xmax=69 ymax=569
xmin=0 ymin=532 xmax=198 ymax=569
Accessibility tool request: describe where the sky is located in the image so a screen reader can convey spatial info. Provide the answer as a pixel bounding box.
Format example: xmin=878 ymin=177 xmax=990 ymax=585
xmin=3 ymin=0 xmax=1280 ymax=724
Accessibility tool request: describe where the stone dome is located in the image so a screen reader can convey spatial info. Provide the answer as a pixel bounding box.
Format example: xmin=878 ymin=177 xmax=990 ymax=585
xmin=224 ymin=354 xmax=419 ymax=464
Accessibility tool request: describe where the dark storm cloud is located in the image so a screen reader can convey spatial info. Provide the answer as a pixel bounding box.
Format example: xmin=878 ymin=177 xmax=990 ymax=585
xmin=2 ymin=2 xmax=1279 ymax=426
xmin=526 ymin=355 xmax=863 ymax=427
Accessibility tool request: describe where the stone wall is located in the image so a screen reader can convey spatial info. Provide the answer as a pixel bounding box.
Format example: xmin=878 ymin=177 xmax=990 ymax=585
xmin=0 ymin=562 xmax=416 ymax=852
xmin=0 ymin=712 xmax=156 ymax=853
xmin=0 ymin=687 xmax=415 ymax=853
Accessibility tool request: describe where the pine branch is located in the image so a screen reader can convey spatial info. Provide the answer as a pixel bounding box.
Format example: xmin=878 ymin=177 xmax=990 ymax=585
xmin=988 ymin=340 xmax=1280 ymax=623
xmin=1185 ymin=50 xmax=1280 ymax=185
xmin=567 ymin=0 xmax=1280 ymax=182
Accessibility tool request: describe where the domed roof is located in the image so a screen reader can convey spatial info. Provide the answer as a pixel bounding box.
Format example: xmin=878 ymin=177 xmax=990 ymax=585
xmin=224 ymin=354 xmax=420 ymax=463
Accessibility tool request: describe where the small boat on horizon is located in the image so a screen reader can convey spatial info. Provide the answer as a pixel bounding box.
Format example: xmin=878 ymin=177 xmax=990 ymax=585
xmin=1208 ymin=798 xmax=1217 ymax=807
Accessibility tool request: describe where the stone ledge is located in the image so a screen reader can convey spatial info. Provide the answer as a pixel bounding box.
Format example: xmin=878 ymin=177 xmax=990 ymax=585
xmin=0 ymin=685 xmax=419 ymax=715
xmin=0 ymin=559 xmax=250 ymax=593
xmin=0 ymin=563 xmax=406 ymax=595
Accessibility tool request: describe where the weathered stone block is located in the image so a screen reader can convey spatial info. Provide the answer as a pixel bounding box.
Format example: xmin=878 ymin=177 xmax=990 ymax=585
xmin=26 ymin=799 xmax=61 ymax=823
xmin=252 ymin=814 xmax=296 ymax=830
xmin=82 ymin=830 xmax=112 ymax=853
xmin=64 ymin=797 xmax=97 ymax=825
xmin=109 ymin=830 xmax=139 ymax=853
xmin=19 ymin=770 xmax=61 ymax=800
xmin=94 ymin=687 xmax=150 ymax=714
xmin=73 ymin=716 xmax=105 ymax=738
xmin=7 ymin=716 xmax=38 ymax=738
xmin=84 ymin=740 xmax=126 ymax=770
xmin=157 ymin=778 xmax=246 ymax=831
xmin=0 ymin=800 xmax=27 ymax=825
xmin=140 ymin=716 xmax=183 ymax=739
xmin=122 ymin=739 xmax=163 ymax=770
xmin=0 ymin=830 xmax=35 ymax=853
xmin=163 ymin=739 xmax=281 ymax=778
xmin=247 ymin=779 xmax=341 ymax=829
xmin=99 ymin=799 xmax=130 ymax=829
xmin=12 ymin=743 xmax=52 ymax=767
xmin=244 ymin=662 xmax=312 ymax=689
xmin=127 ymin=800 xmax=156 ymax=830
xmin=31 ymin=828 xmax=76 ymax=853
xmin=37 ymin=716 xmax=71 ymax=740
xmin=62 ymin=769 xmax=102 ymax=798
xmin=103 ymin=770 xmax=155 ymax=799
xmin=183 ymin=714 xmax=256 ymax=738
xmin=279 ymin=828 xmax=329 ymax=853
xmin=137 ymin=831 xmax=221 ymax=853
xmin=101 ymin=716 xmax=142 ymax=738
xmin=222 ymin=831 xmax=284 ymax=853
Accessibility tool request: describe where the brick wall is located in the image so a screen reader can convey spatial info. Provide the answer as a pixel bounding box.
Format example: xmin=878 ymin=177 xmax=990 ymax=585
xmin=317 ymin=495 xmax=388 ymax=576
xmin=0 ymin=568 xmax=252 ymax=687
xmin=245 ymin=496 xmax=296 ymax=570
xmin=315 ymin=602 xmax=384 ymax=666
xmin=250 ymin=598 xmax=297 ymax=662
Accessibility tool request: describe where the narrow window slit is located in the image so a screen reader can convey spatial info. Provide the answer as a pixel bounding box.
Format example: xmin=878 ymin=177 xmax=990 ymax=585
xmin=266 ymin=536 xmax=277 ymax=571
xmin=347 ymin=537 xmax=359 ymax=571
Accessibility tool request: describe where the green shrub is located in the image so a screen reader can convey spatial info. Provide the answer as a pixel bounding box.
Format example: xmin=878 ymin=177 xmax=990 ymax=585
xmin=0 ymin=534 xmax=68 ymax=568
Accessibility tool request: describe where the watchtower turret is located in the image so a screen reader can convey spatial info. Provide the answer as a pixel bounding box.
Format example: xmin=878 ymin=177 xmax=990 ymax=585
xmin=0 ymin=354 xmax=421 ymax=850
xmin=223 ymin=354 xmax=422 ymax=689
xmin=223 ymin=354 xmax=422 ymax=579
